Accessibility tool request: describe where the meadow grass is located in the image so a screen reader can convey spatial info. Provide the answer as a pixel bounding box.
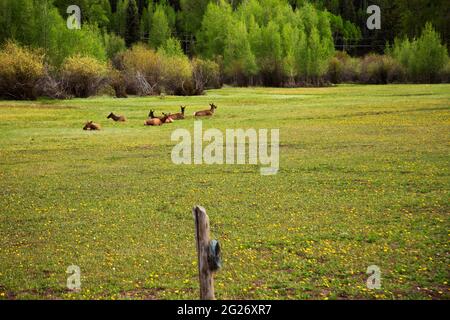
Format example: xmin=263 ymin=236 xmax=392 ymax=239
xmin=0 ymin=84 xmax=449 ymax=299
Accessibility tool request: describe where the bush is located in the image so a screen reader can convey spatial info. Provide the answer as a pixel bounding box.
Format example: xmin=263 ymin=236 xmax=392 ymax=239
xmin=34 ymin=73 xmax=67 ymax=99
xmin=389 ymin=23 xmax=448 ymax=82
xmin=439 ymin=60 xmax=450 ymax=83
xmin=103 ymin=32 xmax=126 ymax=60
xmin=361 ymin=55 xmax=388 ymax=84
xmin=52 ymin=24 xmax=107 ymax=68
xmin=363 ymin=54 xmax=404 ymax=84
xmin=327 ymin=52 xmax=405 ymax=84
xmin=326 ymin=51 xmax=361 ymax=84
xmin=382 ymin=56 xmax=405 ymax=83
xmin=60 ymin=55 xmax=108 ymax=98
xmin=122 ymin=44 xmax=162 ymax=95
xmin=108 ymin=68 xmax=128 ymax=98
xmin=191 ymin=58 xmax=221 ymax=95
xmin=342 ymin=57 xmax=362 ymax=83
xmin=160 ymin=37 xmax=185 ymax=57
xmin=120 ymin=44 xmax=212 ymax=96
xmin=0 ymin=41 xmax=45 ymax=100
xmin=327 ymin=56 xmax=343 ymax=84
xmin=161 ymin=54 xmax=193 ymax=95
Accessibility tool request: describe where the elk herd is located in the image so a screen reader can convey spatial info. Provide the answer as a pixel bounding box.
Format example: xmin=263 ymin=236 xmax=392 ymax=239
xmin=83 ymin=104 xmax=217 ymax=131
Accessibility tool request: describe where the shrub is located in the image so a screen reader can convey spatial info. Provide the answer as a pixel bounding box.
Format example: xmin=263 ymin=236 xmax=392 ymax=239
xmin=191 ymin=58 xmax=221 ymax=95
xmin=121 ymin=44 xmax=210 ymax=96
xmin=342 ymin=57 xmax=362 ymax=83
xmin=439 ymin=60 xmax=450 ymax=83
xmin=327 ymin=56 xmax=343 ymax=84
xmin=161 ymin=54 xmax=193 ymax=95
xmin=122 ymin=44 xmax=162 ymax=95
xmin=382 ymin=56 xmax=405 ymax=83
xmin=326 ymin=51 xmax=361 ymax=84
xmin=52 ymin=24 xmax=107 ymax=68
xmin=60 ymin=55 xmax=108 ymax=98
xmin=34 ymin=73 xmax=67 ymax=99
xmin=389 ymin=23 xmax=448 ymax=82
xmin=108 ymin=68 xmax=128 ymax=98
xmin=360 ymin=54 xmax=404 ymax=84
xmin=361 ymin=54 xmax=384 ymax=84
xmin=0 ymin=41 xmax=45 ymax=100
xmin=103 ymin=32 xmax=126 ymax=60
xmin=160 ymin=37 xmax=184 ymax=57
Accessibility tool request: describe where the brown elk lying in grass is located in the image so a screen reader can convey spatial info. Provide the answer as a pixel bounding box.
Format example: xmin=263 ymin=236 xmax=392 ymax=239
xmin=107 ymin=112 xmax=126 ymax=122
xmin=144 ymin=113 xmax=172 ymax=126
xmin=170 ymin=106 xmax=186 ymax=120
xmin=194 ymin=104 xmax=217 ymax=117
xmin=149 ymin=110 xmax=173 ymax=123
xmin=148 ymin=110 xmax=160 ymax=120
xmin=83 ymin=121 xmax=101 ymax=130
xmin=162 ymin=113 xmax=174 ymax=123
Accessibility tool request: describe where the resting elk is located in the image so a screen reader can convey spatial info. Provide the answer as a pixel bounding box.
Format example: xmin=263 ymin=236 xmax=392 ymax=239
xmin=194 ymin=104 xmax=217 ymax=117
xmin=144 ymin=113 xmax=172 ymax=126
xmin=170 ymin=106 xmax=186 ymax=120
xmin=107 ymin=112 xmax=126 ymax=122
xmin=83 ymin=121 xmax=101 ymax=130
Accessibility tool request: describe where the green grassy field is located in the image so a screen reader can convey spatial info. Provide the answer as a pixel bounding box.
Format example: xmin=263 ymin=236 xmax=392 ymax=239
xmin=0 ymin=84 xmax=449 ymax=300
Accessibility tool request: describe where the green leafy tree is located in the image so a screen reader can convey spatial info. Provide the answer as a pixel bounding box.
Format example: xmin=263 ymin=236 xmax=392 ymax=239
xmin=247 ymin=14 xmax=262 ymax=54
xmin=281 ymin=23 xmax=298 ymax=83
xmin=224 ymin=20 xmax=257 ymax=83
xmin=294 ymin=27 xmax=308 ymax=78
xmin=149 ymin=5 xmax=171 ymax=49
xmin=88 ymin=0 xmax=112 ymax=30
xmin=256 ymin=21 xmax=283 ymax=84
xmin=160 ymin=37 xmax=184 ymax=57
xmin=160 ymin=0 xmax=177 ymax=30
xmin=103 ymin=32 xmax=126 ymax=59
xmin=196 ymin=0 xmax=233 ymax=59
xmin=54 ymin=24 xmax=107 ymax=66
xmin=4 ymin=0 xmax=35 ymax=45
xmin=389 ymin=23 xmax=449 ymax=82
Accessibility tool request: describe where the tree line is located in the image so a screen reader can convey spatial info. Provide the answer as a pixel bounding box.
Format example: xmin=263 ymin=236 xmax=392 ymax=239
xmin=0 ymin=0 xmax=448 ymax=100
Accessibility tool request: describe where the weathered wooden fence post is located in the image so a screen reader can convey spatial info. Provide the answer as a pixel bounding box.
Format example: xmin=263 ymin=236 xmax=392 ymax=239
xmin=193 ymin=206 xmax=221 ymax=300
